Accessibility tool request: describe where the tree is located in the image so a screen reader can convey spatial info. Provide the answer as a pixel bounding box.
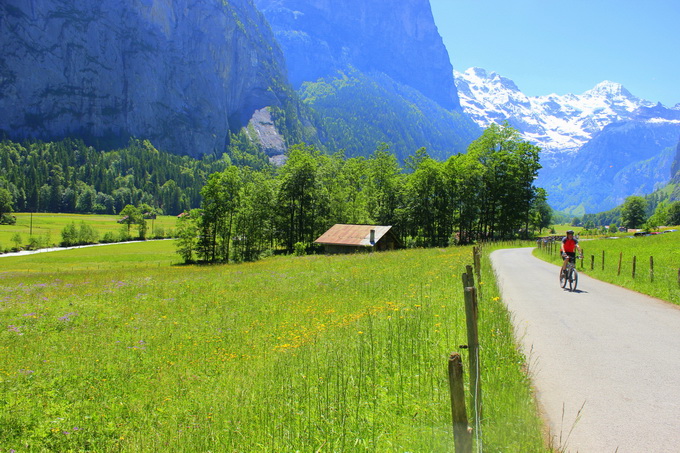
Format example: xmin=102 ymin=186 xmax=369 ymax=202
xmin=464 ymin=123 xmax=541 ymax=239
xmin=0 ymin=187 xmax=13 ymax=224
xmin=233 ymin=169 xmax=276 ymax=262
xmin=276 ymin=144 xmax=323 ymax=251
xmin=199 ymin=166 xmax=241 ymax=262
xmin=620 ymin=196 xmax=647 ymax=229
xmin=667 ymin=201 xmax=680 ymax=226
xmin=175 ymin=209 xmax=200 ymax=263
xmin=646 ymin=201 xmax=669 ymax=230
xmin=366 ymin=144 xmax=403 ymax=227
xmin=118 ymin=204 xmax=143 ymax=236
xmin=530 ymin=188 xmax=552 ymax=234
xmin=404 ymin=156 xmax=449 ymax=246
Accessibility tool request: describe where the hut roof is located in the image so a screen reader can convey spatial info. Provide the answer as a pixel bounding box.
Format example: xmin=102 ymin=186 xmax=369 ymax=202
xmin=314 ymin=224 xmax=392 ymax=247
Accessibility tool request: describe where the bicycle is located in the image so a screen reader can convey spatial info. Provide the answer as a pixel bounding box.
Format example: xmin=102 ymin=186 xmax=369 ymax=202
xmin=560 ymin=254 xmax=581 ymax=291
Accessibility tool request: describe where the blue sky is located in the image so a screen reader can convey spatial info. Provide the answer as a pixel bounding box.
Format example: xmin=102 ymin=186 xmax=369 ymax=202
xmin=429 ymin=0 xmax=680 ymax=106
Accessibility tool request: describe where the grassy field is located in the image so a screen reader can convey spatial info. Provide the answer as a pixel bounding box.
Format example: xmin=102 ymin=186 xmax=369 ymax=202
xmin=0 ymin=240 xmax=546 ymax=452
xmin=0 ymin=213 xmax=177 ymax=252
xmin=535 ymin=231 xmax=680 ymax=304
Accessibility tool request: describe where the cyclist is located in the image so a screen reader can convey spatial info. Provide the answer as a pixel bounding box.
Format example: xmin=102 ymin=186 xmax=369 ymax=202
xmin=560 ymin=230 xmax=582 ymax=278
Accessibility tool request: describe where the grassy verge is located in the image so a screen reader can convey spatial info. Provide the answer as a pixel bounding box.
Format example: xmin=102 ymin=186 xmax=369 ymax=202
xmin=1 ymin=241 xmax=546 ymax=451
xmin=534 ymin=232 xmax=680 ymax=304
xmin=0 ymin=213 xmax=177 ymax=252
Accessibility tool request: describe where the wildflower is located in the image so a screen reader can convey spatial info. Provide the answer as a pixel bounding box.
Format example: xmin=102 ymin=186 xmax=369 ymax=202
xmin=58 ymin=312 xmax=77 ymax=322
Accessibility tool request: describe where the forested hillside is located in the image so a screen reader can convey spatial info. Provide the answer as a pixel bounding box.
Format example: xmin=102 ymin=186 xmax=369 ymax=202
xmin=0 ymin=138 xmax=230 ymax=216
xmin=300 ymin=70 xmax=480 ymax=162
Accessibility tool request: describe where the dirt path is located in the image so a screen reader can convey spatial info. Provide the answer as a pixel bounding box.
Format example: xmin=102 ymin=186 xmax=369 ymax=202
xmin=491 ymin=247 xmax=680 ymax=453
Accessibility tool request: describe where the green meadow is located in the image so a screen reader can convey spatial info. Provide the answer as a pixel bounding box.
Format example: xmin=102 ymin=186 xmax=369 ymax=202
xmin=0 ymin=240 xmax=546 ymax=452
xmin=535 ymin=231 xmax=680 ymax=304
xmin=0 ymin=213 xmax=177 ymax=252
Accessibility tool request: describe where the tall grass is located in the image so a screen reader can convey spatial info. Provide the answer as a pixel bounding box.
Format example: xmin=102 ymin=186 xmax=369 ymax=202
xmin=535 ymin=232 xmax=680 ymax=304
xmin=1 ymin=241 xmax=546 ymax=451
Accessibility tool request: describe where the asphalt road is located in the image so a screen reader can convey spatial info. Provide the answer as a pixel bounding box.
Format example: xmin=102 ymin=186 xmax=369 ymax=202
xmin=490 ymin=247 xmax=680 ymax=453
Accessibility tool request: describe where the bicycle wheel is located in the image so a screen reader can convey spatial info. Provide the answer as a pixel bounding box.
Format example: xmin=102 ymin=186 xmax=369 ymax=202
xmin=560 ymin=269 xmax=567 ymax=288
xmin=567 ymin=268 xmax=576 ymax=291
xmin=571 ymin=268 xmax=578 ymax=291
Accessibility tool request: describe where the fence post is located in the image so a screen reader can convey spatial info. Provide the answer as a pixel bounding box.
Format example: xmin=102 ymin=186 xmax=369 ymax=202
xmin=602 ymin=250 xmax=605 ymax=271
xmin=650 ymin=256 xmax=654 ymax=282
xmin=590 ymin=255 xmax=594 ymax=271
xmin=617 ymin=252 xmax=623 ymax=276
xmin=632 ymin=256 xmax=637 ymax=279
xmin=448 ymin=353 xmax=473 ymax=453
xmin=473 ymin=247 xmax=481 ymax=284
xmin=463 ymin=285 xmax=481 ymax=429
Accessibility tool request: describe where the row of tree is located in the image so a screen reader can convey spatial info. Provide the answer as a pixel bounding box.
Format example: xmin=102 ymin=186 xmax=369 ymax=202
xmin=176 ymin=124 xmax=549 ymax=263
xmin=0 ymin=138 xmax=231 ymax=216
xmin=569 ymin=195 xmax=680 ymax=231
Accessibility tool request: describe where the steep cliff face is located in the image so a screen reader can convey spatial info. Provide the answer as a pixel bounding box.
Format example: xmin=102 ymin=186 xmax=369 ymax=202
xmin=0 ymin=0 xmax=289 ymax=156
xmin=254 ymin=0 xmax=460 ymax=110
xmin=672 ymin=138 xmax=680 ymax=182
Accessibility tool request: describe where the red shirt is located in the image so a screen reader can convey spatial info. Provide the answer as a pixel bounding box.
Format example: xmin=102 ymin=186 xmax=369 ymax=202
xmin=562 ymin=237 xmax=578 ymax=253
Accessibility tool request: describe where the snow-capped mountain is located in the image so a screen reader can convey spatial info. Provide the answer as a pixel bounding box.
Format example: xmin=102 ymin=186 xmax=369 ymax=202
xmin=454 ymin=67 xmax=680 ymax=214
xmin=454 ymin=67 xmax=658 ymax=164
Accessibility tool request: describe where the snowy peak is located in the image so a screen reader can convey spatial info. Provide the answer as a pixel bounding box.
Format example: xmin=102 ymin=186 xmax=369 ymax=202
xmin=454 ymin=68 xmax=662 ymax=160
xmin=584 ymin=80 xmax=634 ymax=99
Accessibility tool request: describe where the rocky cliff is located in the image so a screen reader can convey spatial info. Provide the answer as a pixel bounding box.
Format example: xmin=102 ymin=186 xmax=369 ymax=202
xmin=254 ymin=0 xmax=460 ymax=110
xmin=0 ymin=0 xmax=290 ymax=156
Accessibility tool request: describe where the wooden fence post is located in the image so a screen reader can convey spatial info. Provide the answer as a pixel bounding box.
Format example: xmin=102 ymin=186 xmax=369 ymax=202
xmin=617 ymin=252 xmax=623 ymax=276
xmin=463 ymin=286 xmax=481 ymax=428
xmin=602 ymin=250 xmax=605 ymax=271
xmin=650 ymin=256 xmax=654 ymax=282
xmin=590 ymin=255 xmax=594 ymax=271
xmin=448 ymin=353 xmax=472 ymax=453
xmin=632 ymin=256 xmax=637 ymax=279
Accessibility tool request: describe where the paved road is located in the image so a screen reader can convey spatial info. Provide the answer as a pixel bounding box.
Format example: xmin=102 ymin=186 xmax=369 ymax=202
xmin=491 ymin=247 xmax=680 ymax=453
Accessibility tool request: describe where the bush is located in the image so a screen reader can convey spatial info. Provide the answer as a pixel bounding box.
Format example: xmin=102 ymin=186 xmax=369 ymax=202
xmin=61 ymin=221 xmax=99 ymax=247
xmin=101 ymin=231 xmax=118 ymax=243
xmin=11 ymin=233 xmax=22 ymax=249
xmin=152 ymin=226 xmax=165 ymax=239
xmin=0 ymin=213 xmax=16 ymax=225
xmin=293 ymin=242 xmax=307 ymax=256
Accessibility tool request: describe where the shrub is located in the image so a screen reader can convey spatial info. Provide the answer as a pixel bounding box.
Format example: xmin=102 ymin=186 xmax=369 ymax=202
xmin=0 ymin=213 xmax=16 ymax=225
xmin=11 ymin=233 xmax=22 ymax=249
xmin=101 ymin=231 xmax=117 ymax=243
xmin=293 ymin=241 xmax=307 ymax=256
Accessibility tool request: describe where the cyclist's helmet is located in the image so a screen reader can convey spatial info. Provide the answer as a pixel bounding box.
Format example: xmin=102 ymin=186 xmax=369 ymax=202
xmin=566 ymin=230 xmax=574 ymax=234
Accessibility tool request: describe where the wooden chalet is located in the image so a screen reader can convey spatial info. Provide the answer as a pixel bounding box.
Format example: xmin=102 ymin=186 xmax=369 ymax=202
xmin=314 ymin=224 xmax=400 ymax=254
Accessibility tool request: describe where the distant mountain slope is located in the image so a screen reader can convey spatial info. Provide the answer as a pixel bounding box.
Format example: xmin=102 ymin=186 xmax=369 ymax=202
xmin=255 ymin=0 xmax=459 ymax=110
xmin=540 ymin=113 xmax=680 ymax=214
xmin=0 ymin=0 xmax=292 ymax=157
xmin=255 ymin=0 xmax=480 ymax=159
xmin=455 ymin=67 xmax=680 ymax=214
xmin=299 ymin=70 xmax=479 ymax=162
xmin=455 ymin=67 xmax=658 ymax=164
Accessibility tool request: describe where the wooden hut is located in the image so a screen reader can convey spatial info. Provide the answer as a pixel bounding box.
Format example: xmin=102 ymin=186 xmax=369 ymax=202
xmin=314 ymin=224 xmax=400 ymax=254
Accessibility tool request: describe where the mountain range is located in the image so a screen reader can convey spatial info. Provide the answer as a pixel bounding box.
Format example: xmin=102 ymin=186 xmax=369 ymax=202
xmin=0 ymin=0 xmax=479 ymax=163
xmin=455 ymin=68 xmax=680 ymax=214
xmin=1 ymin=0 xmax=679 ymax=216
